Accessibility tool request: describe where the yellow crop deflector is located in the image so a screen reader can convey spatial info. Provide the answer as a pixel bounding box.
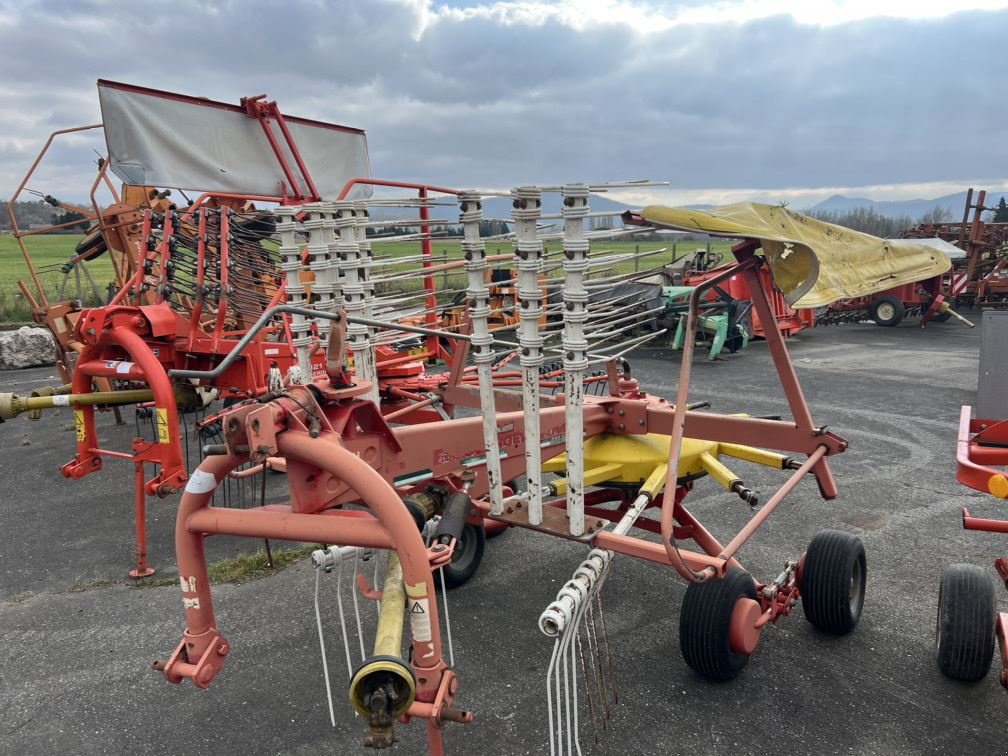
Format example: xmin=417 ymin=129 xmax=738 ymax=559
xmin=544 ymin=432 xmax=794 ymax=508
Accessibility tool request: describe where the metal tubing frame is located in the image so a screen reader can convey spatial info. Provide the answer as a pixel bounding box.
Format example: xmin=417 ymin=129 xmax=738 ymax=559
xmin=66 ymin=326 xmax=186 ymax=495
xmin=653 ymin=240 xmax=838 ymax=581
xmin=7 ymin=123 xmax=105 ymax=308
xmin=956 ymin=404 xmax=1008 ymax=499
xmin=166 ymin=305 xmax=470 ymax=382
xmin=459 ymin=191 xmax=505 ymax=514
xmin=130 ymin=454 xmax=155 ymax=578
xmin=170 ymin=433 xmax=447 ymax=705
xmin=186 ymin=208 xmax=209 ymax=350
xmin=512 ymin=186 xmax=546 ymax=524
xmin=244 ymin=97 xmax=321 ymax=202
xmin=656 ymin=254 xmax=758 ymax=581
xmin=561 ymin=184 xmax=590 ymax=536
xmin=962 ymin=509 xmax=1008 ymax=533
xmin=211 ymin=209 xmax=231 ymax=351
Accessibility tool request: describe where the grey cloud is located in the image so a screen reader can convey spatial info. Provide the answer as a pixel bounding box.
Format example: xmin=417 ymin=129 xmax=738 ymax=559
xmin=0 ymin=2 xmax=1005 ymax=202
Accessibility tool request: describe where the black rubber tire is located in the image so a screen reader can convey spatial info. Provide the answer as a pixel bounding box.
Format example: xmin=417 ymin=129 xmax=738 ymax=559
xmin=74 ymin=228 xmax=107 ymax=261
xmin=870 ymin=295 xmax=905 ymax=327
xmin=936 ymin=563 xmax=996 ymax=682
xmin=801 ymin=529 xmax=866 ymax=634
xmin=439 ymin=522 xmax=486 ymax=589
xmin=679 ymin=568 xmax=758 ymax=681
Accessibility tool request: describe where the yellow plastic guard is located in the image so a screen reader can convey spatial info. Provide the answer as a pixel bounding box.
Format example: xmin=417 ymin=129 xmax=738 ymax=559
xmin=545 ymin=433 xmax=715 ymax=485
xmin=545 ymin=433 xmax=792 ymax=495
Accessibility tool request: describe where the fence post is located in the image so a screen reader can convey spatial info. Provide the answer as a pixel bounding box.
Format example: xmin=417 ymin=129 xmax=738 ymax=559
xmin=635 ymin=244 xmax=640 ymax=272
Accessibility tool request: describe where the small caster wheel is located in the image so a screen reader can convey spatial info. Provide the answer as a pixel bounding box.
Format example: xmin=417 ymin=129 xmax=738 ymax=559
xmin=936 ymin=563 xmax=996 ymax=682
xmin=801 ymin=529 xmax=866 ymax=634
xmin=680 ymin=568 xmax=759 ymax=681
xmin=436 ymin=522 xmax=486 ymax=590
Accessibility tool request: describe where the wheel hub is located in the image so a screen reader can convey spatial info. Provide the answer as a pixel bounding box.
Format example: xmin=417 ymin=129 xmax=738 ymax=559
xmin=728 ymin=597 xmax=763 ymax=655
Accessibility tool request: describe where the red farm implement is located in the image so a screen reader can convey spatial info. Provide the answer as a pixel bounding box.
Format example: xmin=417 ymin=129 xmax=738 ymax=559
xmin=144 ymin=199 xmax=869 ymax=754
xmin=936 ymin=404 xmax=1008 ymax=688
xmin=902 ymin=188 xmax=1008 ymax=310
xmin=0 ymin=80 xmax=968 ymax=755
xmin=679 ymin=256 xmax=816 ymax=339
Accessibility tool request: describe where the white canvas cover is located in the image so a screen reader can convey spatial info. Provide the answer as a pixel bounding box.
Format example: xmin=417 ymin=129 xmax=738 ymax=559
xmin=98 ymin=80 xmax=372 ymax=200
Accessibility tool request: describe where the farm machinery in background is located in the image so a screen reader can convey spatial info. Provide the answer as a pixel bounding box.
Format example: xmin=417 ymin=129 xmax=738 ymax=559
xmin=901 ymin=188 xmax=1008 ymax=310
xmin=823 ymin=187 xmax=1008 ymax=328
xmin=656 ymin=246 xmax=809 ymax=360
xmin=0 ymin=79 xmax=974 ymax=753
xmin=641 ymin=206 xmax=977 ymax=359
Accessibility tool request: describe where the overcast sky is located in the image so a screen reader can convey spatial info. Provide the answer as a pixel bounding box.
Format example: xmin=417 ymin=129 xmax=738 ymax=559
xmin=2 ymin=0 xmax=1007 ymax=208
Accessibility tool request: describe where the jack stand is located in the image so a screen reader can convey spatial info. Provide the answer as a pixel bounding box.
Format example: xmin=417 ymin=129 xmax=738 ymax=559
xmin=129 ymin=438 xmax=156 ymax=578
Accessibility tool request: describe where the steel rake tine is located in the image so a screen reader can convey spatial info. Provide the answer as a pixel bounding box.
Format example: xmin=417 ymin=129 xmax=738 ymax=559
xmin=586 ymin=599 xmax=610 ymax=723
xmin=586 ymin=330 xmax=667 ymax=364
xmin=577 ymin=629 xmax=600 ymax=746
xmin=584 ymin=305 xmax=667 ymax=336
xmin=596 ymin=592 xmax=618 ymax=706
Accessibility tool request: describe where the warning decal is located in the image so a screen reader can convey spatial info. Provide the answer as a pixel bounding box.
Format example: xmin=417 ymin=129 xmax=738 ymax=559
xmin=408 ymin=598 xmax=432 ymax=642
xmin=74 ymin=410 xmax=86 ymax=442
xmin=156 ymin=408 xmax=170 ymax=444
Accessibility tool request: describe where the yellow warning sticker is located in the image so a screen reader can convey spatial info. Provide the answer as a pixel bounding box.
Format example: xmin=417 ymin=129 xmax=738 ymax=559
xmin=74 ymin=410 xmax=86 ymax=442
xmin=156 ymin=407 xmax=170 ymax=444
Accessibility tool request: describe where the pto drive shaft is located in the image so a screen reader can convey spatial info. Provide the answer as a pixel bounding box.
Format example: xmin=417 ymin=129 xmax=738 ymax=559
xmin=0 ymin=388 xmax=158 ymax=421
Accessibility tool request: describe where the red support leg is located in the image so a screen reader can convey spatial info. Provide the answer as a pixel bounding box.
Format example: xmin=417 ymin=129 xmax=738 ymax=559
xmin=128 ymin=452 xmax=156 ymax=578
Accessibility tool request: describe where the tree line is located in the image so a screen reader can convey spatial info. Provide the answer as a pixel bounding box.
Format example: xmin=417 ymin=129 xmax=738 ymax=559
xmin=0 ymin=200 xmax=89 ymax=232
xmin=807 ymin=197 xmax=1008 ymax=237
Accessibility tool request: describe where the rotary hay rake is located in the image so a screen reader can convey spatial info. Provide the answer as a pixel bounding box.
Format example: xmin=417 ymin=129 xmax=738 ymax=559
xmin=8 ymin=81 xmax=971 ymax=755
xmin=134 ymin=189 xmax=872 ymax=754
xmin=5 ymin=180 xmax=873 ymax=753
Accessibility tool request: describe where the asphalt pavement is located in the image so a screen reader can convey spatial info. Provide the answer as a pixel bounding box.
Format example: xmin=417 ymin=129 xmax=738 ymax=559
xmin=1 ymin=314 xmax=1006 ymax=755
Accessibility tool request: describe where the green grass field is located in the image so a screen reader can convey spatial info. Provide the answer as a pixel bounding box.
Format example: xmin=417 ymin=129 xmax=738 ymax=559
xmin=0 ymin=232 xmax=733 ymax=323
xmin=0 ymin=234 xmax=114 ymax=321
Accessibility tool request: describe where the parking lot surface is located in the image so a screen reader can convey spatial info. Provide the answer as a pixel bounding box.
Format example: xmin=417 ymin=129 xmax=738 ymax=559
xmin=1 ymin=315 xmax=1005 ymax=755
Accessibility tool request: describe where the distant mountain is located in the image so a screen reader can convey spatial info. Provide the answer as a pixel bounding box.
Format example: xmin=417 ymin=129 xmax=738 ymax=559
xmin=805 ymin=191 xmax=998 ymax=221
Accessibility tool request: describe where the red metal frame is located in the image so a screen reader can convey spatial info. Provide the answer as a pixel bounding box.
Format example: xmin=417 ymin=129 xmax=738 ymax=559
xmin=142 ymin=234 xmax=847 ymax=754
xmin=953 ymin=403 xmax=1008 ymax=687
xmin=10 ymin=84 xmax=861 ymax=752
xmin=7 ymin=123 xmax=106 ymax=309
xmin=682 ymin=261 xmax=815 ymax=339
xmin=902 ymin=188 xmax=1008 ymax=307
